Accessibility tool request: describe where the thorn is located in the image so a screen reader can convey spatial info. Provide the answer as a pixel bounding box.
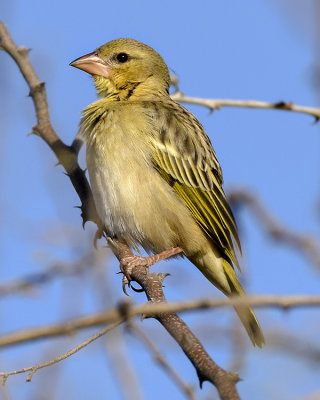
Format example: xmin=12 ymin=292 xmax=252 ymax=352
xmin=197 ymin=373 xmax=206 ymax=389
xmin=27 ymin=126 xmax=40 ymax=137
xmin=18 ymin=46 xmax=31 ymax=55
xmin=229 ymin=372 xmax=241 ymax=383
xmin=274 ymin=100 xmax=294 ymax=110
xmin=313 ymin=116 xmax=320 ymax=124
xmin=55 ymin=161 xmax=62 ymax=167
xmin=157 ymin=272 xmax=170 ymax=284
xmin=82 ymin=219 xmax=87 ymax=230
xmin=274 ymin=101 xmax=286 ymax=108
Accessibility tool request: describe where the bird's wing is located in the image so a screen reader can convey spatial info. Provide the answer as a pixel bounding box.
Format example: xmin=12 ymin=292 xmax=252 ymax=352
xmin=150 ymin=101 xmax=241 ymax=267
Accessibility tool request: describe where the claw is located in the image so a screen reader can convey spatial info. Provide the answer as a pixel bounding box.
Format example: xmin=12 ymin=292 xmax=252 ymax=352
xmin=122 ymin=275 xmax=131 ymax=296
xmin=118 ymin=247 xmax=183 ymax=295
xmin=130 ymin=283 xmax=144 ymax=293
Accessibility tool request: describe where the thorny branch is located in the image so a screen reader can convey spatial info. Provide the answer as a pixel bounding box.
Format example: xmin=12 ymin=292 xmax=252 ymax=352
xmin=0 ymin=294 xmax=319 ymax=348
xmin=0 ymin=23 xmax=101 ymax=230
xmin=170 ymin=75 xmax=320 ymax=121
xmin=108 ymin=243 xmax=241 ymax=399
xmin=2 ymin=21 xmax=320 ymax=400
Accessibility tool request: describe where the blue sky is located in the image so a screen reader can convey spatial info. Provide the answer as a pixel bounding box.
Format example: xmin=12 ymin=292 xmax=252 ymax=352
xmin=1 ymin=1 xmax=320 ymax=399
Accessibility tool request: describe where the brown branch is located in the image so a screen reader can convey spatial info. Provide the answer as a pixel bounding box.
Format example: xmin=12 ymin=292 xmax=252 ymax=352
xmin=170 ymin=90 xmax=320 ymax=121
xmin=229 ymin=188 xmax=320 ymax=270
xmin=92 ymin=264 xmax=143 ymax=400
xmin=0 ymin=321 xmax=122 ymax=384
xmin=0 ymin=252 xmax=94 ymax=297
xmin=129 ymin=322 xmax=197 ymax=400
xmin=0 ymin=294 xmax=320 ymax=349
xmin=0 ymin=22 xmax=102 ymax=230
xmin=122 ymin=266 xmax=240 ymax=399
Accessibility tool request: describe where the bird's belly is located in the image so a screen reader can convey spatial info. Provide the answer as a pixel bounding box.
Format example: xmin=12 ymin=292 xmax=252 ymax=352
xmin=87 ymin=141 xmax=200 ymax=254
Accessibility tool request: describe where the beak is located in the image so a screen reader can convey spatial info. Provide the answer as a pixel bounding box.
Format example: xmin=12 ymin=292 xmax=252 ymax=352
xmin=69 ymin=51 xmax=110 ymax=79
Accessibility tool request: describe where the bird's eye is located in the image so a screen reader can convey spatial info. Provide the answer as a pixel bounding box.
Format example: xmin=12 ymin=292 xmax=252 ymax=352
xmin=116 ymin=53 xmax=129 ymax=63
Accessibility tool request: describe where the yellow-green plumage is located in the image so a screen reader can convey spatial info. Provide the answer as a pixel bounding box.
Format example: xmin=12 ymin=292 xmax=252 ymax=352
xmin=71 ymin=38 xmax=264 ymax=347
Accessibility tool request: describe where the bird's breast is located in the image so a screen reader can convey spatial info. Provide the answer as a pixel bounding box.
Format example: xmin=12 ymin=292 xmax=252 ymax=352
xmin=84 ymin=112 xmax=185 ymax=253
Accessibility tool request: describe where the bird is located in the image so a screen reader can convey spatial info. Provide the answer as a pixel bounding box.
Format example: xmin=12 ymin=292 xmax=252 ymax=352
xmin=70 ymin=38 xmax=265 ymax=347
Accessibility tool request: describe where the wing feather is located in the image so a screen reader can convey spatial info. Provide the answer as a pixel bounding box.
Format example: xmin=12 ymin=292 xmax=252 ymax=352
xmin=150 ymin=101 xmax=241 ymax=267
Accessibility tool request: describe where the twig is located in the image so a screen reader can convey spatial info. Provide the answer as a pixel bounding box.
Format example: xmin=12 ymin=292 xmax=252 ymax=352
xmin=0 ymin=21 xmax=102 ymax=231
xmin=229 ymin=188 xmax=320 ymax=270
xmin=266 ymin=330 xmax=320 ymax=363
xmin=171 ymin=91 xmax=320 ymax=121
xmin=129 ymin=322 xmax=197 ymax=400
xmin=0 ymin=294 xmax=320 ymax=348
xmin=0 ymin=253 xmax=94 ymax=298
xmin=0 ymin=320 xmax=122 ymax=384
xmin=93 ymin=265 xmax=143 ymax=400
xmin=121 ymin=264 xmax=240 ymax=400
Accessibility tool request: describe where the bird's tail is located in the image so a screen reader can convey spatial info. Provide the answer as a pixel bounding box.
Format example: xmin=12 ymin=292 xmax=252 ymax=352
xmin=221 ymin=259 xmax=265 ymax=347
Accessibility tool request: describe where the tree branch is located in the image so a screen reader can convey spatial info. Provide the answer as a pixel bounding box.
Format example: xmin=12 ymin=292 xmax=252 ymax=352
xmin=229 ymin=188 xmax=320 ymax=270
xmin=0 ymin=294 xmax=319 ymax=348
xmin=0 ymin=252 xmax=94 ymax=297
xmin=0 ymin=321 xmax=122 ymax=384
xmin=128 ymin=322 xmax=197 ymax=400
xmin=121 ymin=265 xmax=240 ymax=399
xmin=0 ymin=22 xmax=102 ymax=230
xmin=171 ymin=90 xmax=320 ymax=121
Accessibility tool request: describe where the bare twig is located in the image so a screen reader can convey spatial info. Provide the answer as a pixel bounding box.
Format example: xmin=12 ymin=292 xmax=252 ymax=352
xmin=0 ymin=252 xmax=95 ymax=298
xmin=229 ymin=188 xmax=320 ymax=270
xmin=266 ymin=330 xmax=320 ymax=363
xmin=93 ymin=262 xmax=143 ymax=400
xmin=0 ymin=295 xmax=320 ymax=348
xmin=122 ymin=265 xmax=240 ymax=400
xmin=0 ymin=22 xmax=102 ymax=231
xmin=171 ymin=91 xmax=320 ymax=121
xmin=129 ymin=322 xmax=197 ymax=400
xmin=0 ymin=320 xmax=122 ymax=384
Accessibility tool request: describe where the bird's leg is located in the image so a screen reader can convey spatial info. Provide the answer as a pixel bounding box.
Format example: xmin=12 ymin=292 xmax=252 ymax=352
xmin=108 ymin=239 xmax=183 ymax=295
xmin=120 ymin=247 xmax=183 ymax=295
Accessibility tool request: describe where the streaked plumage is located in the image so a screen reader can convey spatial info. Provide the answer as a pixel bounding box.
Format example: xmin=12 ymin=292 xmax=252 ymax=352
xmin=71 ymin=38 xmax=264 ymax=347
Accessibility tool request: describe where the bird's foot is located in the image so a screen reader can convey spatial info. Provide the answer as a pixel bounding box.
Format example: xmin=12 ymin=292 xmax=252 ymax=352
xmin=120 ymin=247 xmax=183 ymax=295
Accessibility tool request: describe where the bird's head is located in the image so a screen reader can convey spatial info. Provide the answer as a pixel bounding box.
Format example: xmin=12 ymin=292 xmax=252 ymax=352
xmin=70 ymin=38 xmax=170 ymax=100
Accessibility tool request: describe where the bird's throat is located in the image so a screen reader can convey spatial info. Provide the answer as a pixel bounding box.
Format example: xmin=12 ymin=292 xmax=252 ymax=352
xmin=93 ymin=75 xmax=168 ymax=101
